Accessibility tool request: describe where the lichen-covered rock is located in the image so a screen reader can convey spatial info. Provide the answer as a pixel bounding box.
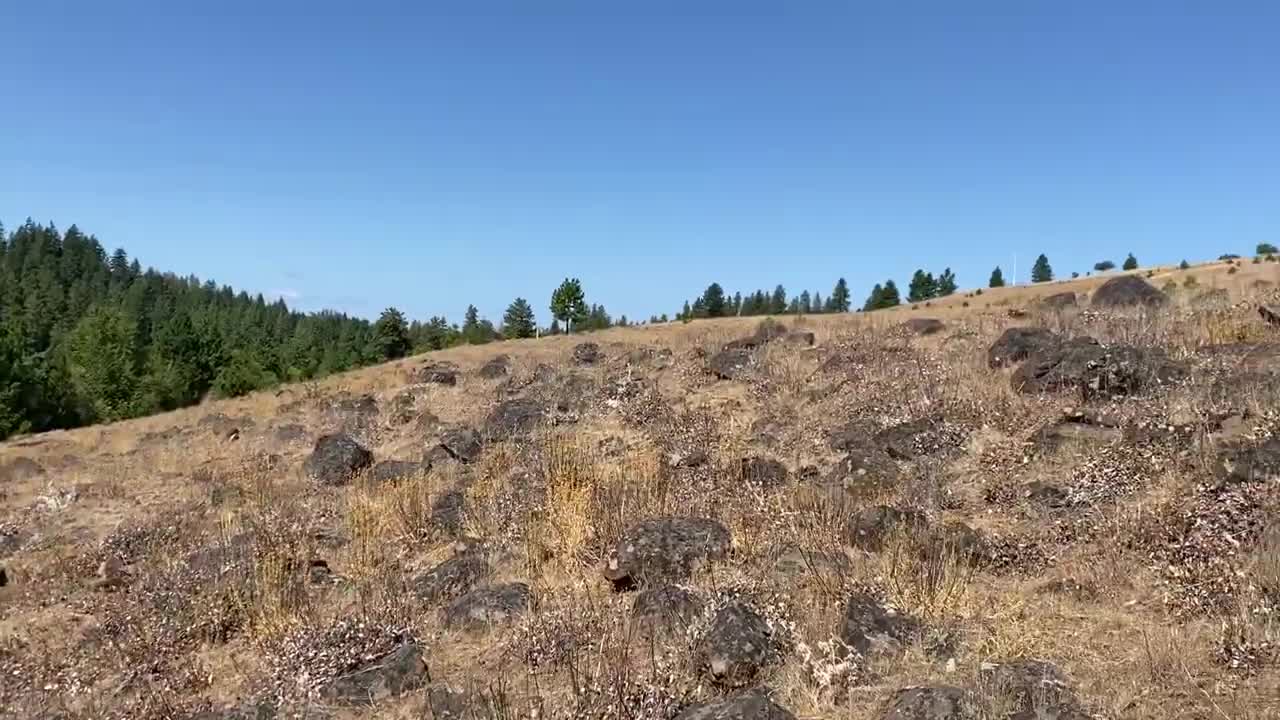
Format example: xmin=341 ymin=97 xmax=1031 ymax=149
xmin=322 ymin=642 xmax=427 ymax=706
xmin=444 ymin=583 xmax=531 ymax=630
xmin=739 ymin=456 xmax=789 ymax=488
xmin=478 ymin=355 xmax=510 ymax=379
xmin=1079 ymin=345 xmax=1186 ymax=400
xmin=709 ymin=348 xmax=756 ymax=380
xmin=1010 ymin=337 xmax=1105 ymax=393
xmin=414 ymin=550 xmax=490 ymax=604
xmin=1092 ymin=275 xmax=1166 ymax=307
xmin=419 ymin=362 xmax=459 ymax=385
xmin=484 ymin=398 xmax=545 ymax=441
xmin=604 ymin=517 xmax=731 ymax=588
xmin=696 ymin=601 xmax=781 ymax=687
xmin=987 ymin=327 xmax=1059 ymax=368
xmin=368 ymin=460 xmax=427 ymax=484
xmin=839 ymin=592 xmax=919 ymax=657
xmin=674 ymin=688 xmax=798 ymax=720
xmin=978 ymin=659 xmax=1086 ymax=720
xmin=631 ymin=584 xmax=703 ymax=636
xmin=880 ymin=686 xmax=972 ymax=720
xmin=303 ymin=433 xmax=373 ymax=485
xmin=572 ymin=342 xmax=601 ymax=365
xmin=436 ymin=427 xmax=483 ymax=463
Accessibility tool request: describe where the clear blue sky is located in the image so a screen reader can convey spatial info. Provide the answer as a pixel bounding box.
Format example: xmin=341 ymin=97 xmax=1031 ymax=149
xmin=4 ymin=2 xmax=1277 ymax=324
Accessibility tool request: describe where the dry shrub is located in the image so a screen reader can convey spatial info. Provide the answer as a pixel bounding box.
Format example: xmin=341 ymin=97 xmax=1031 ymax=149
xmin=1252 ymin=523 xmax=1280 ymax=605
xmin=883 ymin=529 xmax=975 ymax=624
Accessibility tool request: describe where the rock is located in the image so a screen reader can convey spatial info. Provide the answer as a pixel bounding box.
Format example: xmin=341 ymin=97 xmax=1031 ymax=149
xmin=875 ymin=416 xmax=943 ymax=460
xmin=414 ymin=550 xmax=491 ymax=604
xmin=0 ymin=457 xmax=44 ymax=483
xmin=478 ymin=355 xmax=511 ymax=379
xmin=1259 ymin=305 xmax=1280 ymax=327
xmin=431 ymin=490 xmax=466 ymax=536
xmin=1214 ymin=436 xmax=1280 ymax=485
xmin=1079 ymin=346 xmax=1186 ymax=400
xmin=723 ymin=321 xmax=791 ymax=352
xmin=904 ymin=318 xmax=945 ymax=335
xmin=671 ymin=449 xmax=711 ymax=469
xmin=1042 ymin=292 xmax=1077 ymax=309
xmin=1010 ymin=337 xmax=1105 ymax=394
xmin=368 ymin=460 xmax=428 ymax=484
xmin=816 ymin=451 xmax=901 ymax=505
xmin=1092 ymin=275 xmax=1167 ymax=307
xmin=739 ymin=457 xmax=789 ymax=488
xmin=839 ymin=591 xmax=919 ymax=657
xmin=0 ymin=566 xmax=7 ymax=587
xmin=631 ymin=585 xmax=703 ymax=636
xmin=436 ymin=427 xmax=483 ymax=463
xmin=880 ymin=686 xmax=972 ymax=720
xmin=696 ymin=601 xmax=780 ymax=687
xmin=303 ymin=434 xmax=374 ymax=485
xmin=443 ymin=583 xmax=532 ymax=630
xmin=1023 ymin=481 xmax=1069 ymax=509
xmin=484 ymin=398 xmax=545 ymax=441
xmin=709 ymin=348 xmax=756 ymax=380
xmin=846 ymin=506 xmax=927 ymax=551
xmin=419 ymin=362 xmax=459 ymax=386
xmin=322 ymin=642 xmax=427 ymax=706
xmin=674 ymin=688 xmax=798 ymax=720
xmin=572 ymin=342 xmax=601 ymax=365
xmin=771 ymin=545 xmax=849 ymax=578
xmin=987 ymin=327 xmax=1060 ymax=368
xmin=604 ymin=517 xmax=732 ymax=588
xmin=978 ymin=659 xmax=1085 ymax=720
xmin=308 ymin=559 xmax=332 ymax=584
xmin=829 ymin=418 xmax=883 ymax=453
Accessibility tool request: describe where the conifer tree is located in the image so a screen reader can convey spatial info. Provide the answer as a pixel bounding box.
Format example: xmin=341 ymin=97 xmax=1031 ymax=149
xmin=770 ymin=285 xmax=787 ymax=315
xmin=550 ymin=278 xmax=587 ymax=333
xmin=798 ymin=290 xmax=811 ymax=314
xmin=1122 ymin=253 xmax=1138 ymax=270
xmin=811 ymin=292 xmax=823 ymax=314
xmin=863 ymin=283 xmax=884 ymax=311
xmin=502 ymin=297 xmax=537 ymax=339
xmin=829 ymin=277 xmax=851 ymax=312
xmin=908 ymin=270 xmax=932 ymax=302
xmin=879 ymin=279 xmax=902 ymax=308
xmin=372 ymin=307 xmax=411 ymax=360
xmin=936 ymin=268 xmax=957 ymax=296
xmin=1031 ymin=254 xmax=1053 ymax=283
xmin=702 ymin=283 xmax=727 ymax=317
xmin=989 ymin=266 xmax=1005 ymax=287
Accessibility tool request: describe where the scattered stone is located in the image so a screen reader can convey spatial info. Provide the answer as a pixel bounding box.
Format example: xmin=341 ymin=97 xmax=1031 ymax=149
xmin=1042 ymin=292 xmax=1077 ymax=309
xmin=0 ymin=457 xmax=44 ymax=483
xmin=414 ymin=550 xmax=491 ymax=604
xmin=572 ymin=342 xmax=601 ymax=365
xmin=846 ymin=506 xmax=927 ymax=551
xmin=674 ymin=688 xmax=798 ymax=720
xmin=631 ymin=584 xmax=703 ymax=636
xmin=444 ymin=583 xmax=532 ymax=630
xmin=1092 ymin=275 xmax=1167 ymax=307
xmin=904 ymin=318 xmax=945 ymax=335
xmin=739 ymin=456 xmax=789 ymax=488
xmin=987 ymin=327 xmax=1060 ymax=368
xmin=696 ymin=601 xmax=781 ymax=687
xmin=880 ymin=686 xmax=971 ymax=720
xmin=604 ymin=517 xmax=732 ymax=589
xmin=419 ymin=362 xmax=459 ymax=386
xmin=1259 ymin=305 xmax=1280 ymax=327
xmin=478 ymin=355 xmax=511 ymax=379
xmin=484 ymin=398 xmax=545 ymax=441
xmin=840 ymin=591 xmax=919 ymax=658
xmin=709 ymin=348 xmax=756 ymax=380
xmin=437 ymin=427 xmax=483 ymax=463
xmin=368 ymin=460 xmax=427 ymax=484
xmin=303 ymin=433 xmax=374 ymax=485
xmin=322 ymin=642 xmax=427 ymax=706
xmin=977 ymin=659 xmax=1085 ymax=720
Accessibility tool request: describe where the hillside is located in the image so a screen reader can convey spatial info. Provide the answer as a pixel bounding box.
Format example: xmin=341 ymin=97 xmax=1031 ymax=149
xmin=1 ymin=258 xmax=1279 ymax=719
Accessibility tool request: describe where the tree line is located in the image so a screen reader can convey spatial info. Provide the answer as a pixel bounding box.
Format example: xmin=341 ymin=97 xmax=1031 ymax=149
xmin=0 ymin=221 xmax=618 ymax=439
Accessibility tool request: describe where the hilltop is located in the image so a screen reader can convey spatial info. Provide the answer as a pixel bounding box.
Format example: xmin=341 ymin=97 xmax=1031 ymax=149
xmin=1 ymin=257 xmax=1279 ymax=719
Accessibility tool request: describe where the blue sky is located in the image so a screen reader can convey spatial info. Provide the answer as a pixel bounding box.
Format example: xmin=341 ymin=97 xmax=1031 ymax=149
xmin=3 ymin=2 xmax=1277 ymax=324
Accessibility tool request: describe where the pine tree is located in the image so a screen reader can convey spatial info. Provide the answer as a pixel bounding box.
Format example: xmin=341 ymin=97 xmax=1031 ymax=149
xmin=989 ymin=267 xmax=1005 ymax=287
xmin=879 ymin=280 xmax=901 ymax=308
xmin=770 ymin=285 xmax=787 ymax=315
xmin=550 ymin=278 xmax=587 ymax=333
xmin=1031 ymin=254 xmax=1053 ymax=283
xmin=1179 ymin=259 xmax=1191 ymax=270
xmin=702 ymin=283 xmax=727 ymax=317
xmin=936 ymin=268 xmax=957 ymax=296
xmin=1258 ymin=243 xmax=1278 ymax=256
xmin=731 ymin=291 xmax=742 ymax=316
xmin=680 ymin=300 xmax=692 ymax=321
xmin=829 ymin=277 xmax=851 ymax=312
xmin=863 ymin=284 xmax=884 ymax=312
xmin=67 ymin=305 xmax=142 ymax=422
xmin=502 ymin=297 xmax=537 ymax=339
xmin=372 ymin=307 xmax=411 ymax=360
xmin=908 ymin=270 xmax=938 ymax=302
xmin=461 ymin=305 xmax=495 ymax=344
xmin=811 ymin=292 xmax=823 ymax=314
xmin=1094 ymin=260 xmax=1115 ymax=272
xmin=1122 ymin=253 xmax=1138 ymax=270
xmin=798 ymin=291 xmax=812 ymax=314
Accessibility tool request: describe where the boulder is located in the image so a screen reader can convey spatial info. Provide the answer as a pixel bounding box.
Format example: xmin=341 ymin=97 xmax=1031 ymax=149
xmin=436 ymin=427 xmax=483 ymax=463
xmin=846 ymin=506 xmax=927 ymax=551
xmin=478 ymin=355 xmax=511 ymax=379
xmin=0 ymin=566 xmax=7 ymax=587
xmin=987 ymin=327 xmax=1060 ymax=368
xmin=674 ymin=688 xmax=798 ymax=720
xmin=1092 ymin=275 xmax=1167 ymax=307
xmin=303 ymin=434 xmax=373 ymax=485
xmin=739 ymin=457 xmax=789 ymax=489
xmin=419 ymin=362 xmax=459 ymax=386
xmin=1010 ymin=337 xmax=1105 ymax=394
xmin=631 ymin=585 xmax=703 ymax=636
xmin=443 ymin=583 xmax=532 ymax=630
xmin=603 ymin=517 xmax=731 ymax=588
xmin=978 ymin=659 xmax=1086 ymax=720
xmin=880 ymin=686 xmax=972 ymax=720
xmin=572 ymin=342 xmax=601 ymax=365
xmin=696 ymin=601 xmax=781 ymax=687
xmin=839 ymin=592 xmax=919 ymax=657
xmin=709 ymin=348 xmax=756 ymax=380
xmin=431 ymin=490 xmax=466 ymax=536
xmin=1079 ymin=346 xmax=1186 ymax=400
xmin=1042 ymin=292 xmax=1077 ymax=310
xmin=903 ymin=318 xmax=945 ymax=336
xmin=1259 ymin=305 xmax=1280 ymax=327
xmin=414 ymin=550 xmax=491 ymax=604
xmin=322 ymin=642 xmax=427 ymax=706
xmin=368 ymin=460 xmax=427 ymax=484
xmin=484 ymin=398 xmax=545 ymax=441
